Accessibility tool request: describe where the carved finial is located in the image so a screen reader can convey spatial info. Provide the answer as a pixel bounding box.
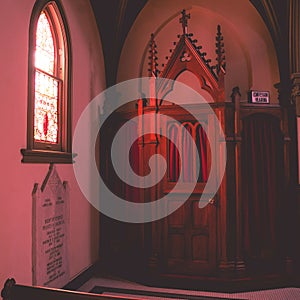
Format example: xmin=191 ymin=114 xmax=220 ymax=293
xmin=179 ymin=9 xmax=190 ymax=35
xmin=215 ymin=24 xmax=226 ymax=74
xmin=148 ymin=33 xmax=159 ymax=77
xmin=231 ymin=86 xmax=241 ymax=103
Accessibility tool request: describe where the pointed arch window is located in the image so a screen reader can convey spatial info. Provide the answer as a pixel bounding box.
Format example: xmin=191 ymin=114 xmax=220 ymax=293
xmin=167 ymin=121 xmax=208 ymax=183
xmin=21 ymin=0 xmax=72 ymax=163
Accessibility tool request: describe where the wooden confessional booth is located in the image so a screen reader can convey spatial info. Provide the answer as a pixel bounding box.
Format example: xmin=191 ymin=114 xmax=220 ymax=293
xmin=100 ymin=10 xmax=295 ymax=285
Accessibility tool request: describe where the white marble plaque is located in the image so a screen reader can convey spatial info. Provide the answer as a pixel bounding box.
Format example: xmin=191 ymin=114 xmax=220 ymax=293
xmin=32 ymin=164 xmax=69 ymax=288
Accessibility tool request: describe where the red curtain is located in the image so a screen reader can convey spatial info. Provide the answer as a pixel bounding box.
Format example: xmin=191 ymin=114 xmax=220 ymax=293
xmin=125 ymin=122 xmax=140 ymax=203
xmin=100 ymin=117 xmax=142 ymax=274
xmin=241 ymin=114 xmax=283 ymax=260
xmin=100 ymin=118 xmax=140 ymax=201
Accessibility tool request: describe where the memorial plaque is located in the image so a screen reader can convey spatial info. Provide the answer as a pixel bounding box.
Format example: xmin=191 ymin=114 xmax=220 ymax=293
xmin=32 ymin=164 xmax=70 ymax=288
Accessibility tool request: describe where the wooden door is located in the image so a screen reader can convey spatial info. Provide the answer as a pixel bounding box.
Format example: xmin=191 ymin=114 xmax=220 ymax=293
xmin=162 ymin=195 xmax=217 ymax=275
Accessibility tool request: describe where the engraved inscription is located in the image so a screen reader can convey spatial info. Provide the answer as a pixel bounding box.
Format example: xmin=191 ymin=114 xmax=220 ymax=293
xmin=32 ymin=164 xmax=69 ymax=288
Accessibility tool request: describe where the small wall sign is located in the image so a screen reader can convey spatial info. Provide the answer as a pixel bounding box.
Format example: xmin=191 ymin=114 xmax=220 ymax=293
xmin=248 ymin=90 xmax=270 ymax=104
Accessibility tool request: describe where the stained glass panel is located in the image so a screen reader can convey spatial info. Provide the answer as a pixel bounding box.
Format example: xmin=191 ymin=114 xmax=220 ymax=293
xmin=34 ymin=70 xmax=59 ymax=143
xmin=35 ymin=12 xmax=55 ymax=74
xmin=23 ymin=3 xmax=72 ymax=162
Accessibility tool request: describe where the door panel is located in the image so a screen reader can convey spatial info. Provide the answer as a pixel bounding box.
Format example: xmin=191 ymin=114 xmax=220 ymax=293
xmin=162 ymin=196 xmax=217 ymax=275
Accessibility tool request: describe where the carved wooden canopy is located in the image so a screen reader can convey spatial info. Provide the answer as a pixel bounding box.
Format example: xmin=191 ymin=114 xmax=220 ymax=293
xmin=148 ymin=9 xmax=226 ymax=103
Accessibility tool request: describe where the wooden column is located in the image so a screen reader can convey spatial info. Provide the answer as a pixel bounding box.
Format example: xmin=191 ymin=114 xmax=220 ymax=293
xmin=143 ymin=135 xmax=160 ymax=279
xmin=231 ymin=87 xmax=246 ymax=273
xmin=289 ymin=0 xmax=300 ymax=274
xmin=289 ymin=74 xmax=300 ymax=273
xmin=292 ymin=74 xmax=300 ymax=178
xmin=141 ymin=88 xmax=161 ymax=278
xmin=217 ymin=104 xmax=235 ymax=274
xmin=289 ymin=0 xmax=300 ymax=74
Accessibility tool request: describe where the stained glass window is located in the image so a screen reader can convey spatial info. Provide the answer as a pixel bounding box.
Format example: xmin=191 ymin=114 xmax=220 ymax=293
xmin=22 ymin=1 xmax=72 ymax=163
xmin=35 ymin=12 xmax=55 ymax=74
xmin=34 ymin=11 xmax=58 ymax=143
xmin=34 ymin=70 xmax=59 ymax=142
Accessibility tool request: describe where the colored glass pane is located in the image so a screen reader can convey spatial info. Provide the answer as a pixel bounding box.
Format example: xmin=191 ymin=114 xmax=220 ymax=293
xmin=34 ymin=10 xmax=59 ymax=143
xmin=34 ymin=70 xmax=59 ymax=143
xmin=35 ymin=12 xmax=55 ymax=74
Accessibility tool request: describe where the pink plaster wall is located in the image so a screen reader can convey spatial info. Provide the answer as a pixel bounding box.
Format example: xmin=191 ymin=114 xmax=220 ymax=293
xmin=0 ymin=0 xmax=105 ymax=288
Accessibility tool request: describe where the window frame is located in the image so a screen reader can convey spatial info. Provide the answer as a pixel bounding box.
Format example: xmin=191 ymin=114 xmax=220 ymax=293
xmin=21 ymin=0 xmax=72 ymax=163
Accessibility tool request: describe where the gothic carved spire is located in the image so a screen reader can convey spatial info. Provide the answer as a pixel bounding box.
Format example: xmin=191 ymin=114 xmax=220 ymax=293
xmin=179 ymin=9 xmax=190 ymax=35
xmin=215 ymin=24 xmax=226 ymax=74
xmin=148 ymin=33 xmax=159 ymax=76
xmin=158 ymin=9 xmax=225 ymax=98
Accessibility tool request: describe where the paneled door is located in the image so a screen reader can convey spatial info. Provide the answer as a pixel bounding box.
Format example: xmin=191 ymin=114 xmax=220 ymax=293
xmin=161 ymin=195 xmax=217 ymax=275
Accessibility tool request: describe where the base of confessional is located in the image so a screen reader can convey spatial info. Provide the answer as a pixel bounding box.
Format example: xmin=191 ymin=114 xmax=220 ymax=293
xmin=97 ymin=251 xmax=300 ymax=292
xmin=143 ymin=273 xmax=300 ymax=293
xmin=99 ymin=193 xmax=300 ymax=293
